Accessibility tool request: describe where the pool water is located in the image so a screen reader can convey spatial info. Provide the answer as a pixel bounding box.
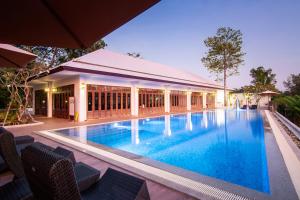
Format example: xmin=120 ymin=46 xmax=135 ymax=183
xmin=55 ymin=110 xmax=270 ymax=193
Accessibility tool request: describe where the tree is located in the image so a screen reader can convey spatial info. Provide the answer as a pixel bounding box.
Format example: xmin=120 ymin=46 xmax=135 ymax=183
xmin=0 ymin=39 xmax=107 ymax=125
xmin=0 ymin=63 xmax=47 ymax=125
xmin=201 ymin=27 xmax=245 ymax=106
xmin=20 ymin=39 xmax=107 ymax=67
xmin=284 ymin=73 xmax=300 ymax=95
xmin=58 ymin=40 xmax=107 ymax=63
xmin=239 ymin=66 xmax=277 ymax=106
xmin=250 ymin=66 xmax=276 ymax=86
xmin=273 ymin=95 xmax=300 ymax=126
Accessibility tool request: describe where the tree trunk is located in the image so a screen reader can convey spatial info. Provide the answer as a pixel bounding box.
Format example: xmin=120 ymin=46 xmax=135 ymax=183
xmin=3 ymin=100 xmax=12 ymax=126
xmin=224 ymin=68 xmax=227 ymax=107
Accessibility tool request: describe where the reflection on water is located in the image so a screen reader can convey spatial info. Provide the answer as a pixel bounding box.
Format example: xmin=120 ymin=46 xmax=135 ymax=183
xmin=54 ymin=109 xmax=269 ymax=193
xmin=186 ymin=112 xmax=193 ymax=131
xmin=164 ymin=115 xmax=171 ymax=136
xmin=131 ymin=119 xmax=139 ymax=145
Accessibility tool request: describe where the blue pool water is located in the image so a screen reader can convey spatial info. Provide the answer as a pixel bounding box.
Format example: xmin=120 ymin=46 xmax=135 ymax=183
xmin=54 ymin=110 xmax=270 ymax=193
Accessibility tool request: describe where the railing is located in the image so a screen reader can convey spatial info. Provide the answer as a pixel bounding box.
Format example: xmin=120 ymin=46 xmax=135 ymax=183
xmin=275 ymin=111 xmax=300 ymax=140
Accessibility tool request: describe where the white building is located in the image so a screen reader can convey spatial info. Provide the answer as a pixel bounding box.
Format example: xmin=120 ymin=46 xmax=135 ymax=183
xmin=31 ymin=49 xmax=225 ymax=122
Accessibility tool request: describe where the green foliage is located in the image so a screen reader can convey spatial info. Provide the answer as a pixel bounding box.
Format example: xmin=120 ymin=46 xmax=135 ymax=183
xmin=0 ymin=88 xmax=10 ymax=109
xmin=19 ymin=39 xmax=107 ymax=68
xmin=284 ymin=73 xmax=300 ymax=95
xmin=273 ymin=95 xmax=300 ymax=126
xmin=0 ymin=110 xmax=18 ymax=125
xmin=58 ymin=40 xmax=107 ymax=64
xmin=250 ymin=66 xmax=276 ymax=86
xmin=1 ymin=39 xmax=107 ymax=125
xmin=201 ymin=27 xmax=245 ymax=80
xmin=201 ymin=27 xmax=245 ymax=106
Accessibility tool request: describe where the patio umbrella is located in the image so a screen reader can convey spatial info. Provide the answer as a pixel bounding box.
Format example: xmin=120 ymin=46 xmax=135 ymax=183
xmin=0 ymin=44 xmax=36 ymax=68
xmin=0 ymin=0 xmax=159 ymax=48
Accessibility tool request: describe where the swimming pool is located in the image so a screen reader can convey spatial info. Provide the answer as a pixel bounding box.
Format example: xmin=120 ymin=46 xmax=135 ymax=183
xmin=53 ymin=110 xmax=270 ymax=193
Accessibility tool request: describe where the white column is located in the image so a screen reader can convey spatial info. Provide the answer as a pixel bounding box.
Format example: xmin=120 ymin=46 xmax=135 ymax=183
xmin=131 ymin=119 xmax=139 ymax=144
xmin=164 ymin=89 xmax=170 ymax=113
xmin=47 ymin=82 xmax=53 ymax=118
xmin=202 ymin=92 xmax=207 ymax=109
xmin=187 ymin=91 xmax=192 ymax=111
xmin=131 ymin=86 xmax=139 ymax=116
xmin=78 ymin=81 xmax=87 ymax=122
xmin=164 ymin=115 xmax=171 ymax=136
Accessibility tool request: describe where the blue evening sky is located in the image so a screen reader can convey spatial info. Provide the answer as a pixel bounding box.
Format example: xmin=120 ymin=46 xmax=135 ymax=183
xmin=104 ymin=0 xmax=300 ymax=90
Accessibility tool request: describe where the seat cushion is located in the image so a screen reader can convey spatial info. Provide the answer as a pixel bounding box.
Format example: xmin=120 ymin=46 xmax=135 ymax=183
xmin=14 ymin=135 xmax=34 ymax=145
xmin=81 ymin=168 xmax=150 ymax=200
xmin=74 ymin=162 xmax=100 ymax=192
xmin=0 ymin=178 xmax=32 ymax=200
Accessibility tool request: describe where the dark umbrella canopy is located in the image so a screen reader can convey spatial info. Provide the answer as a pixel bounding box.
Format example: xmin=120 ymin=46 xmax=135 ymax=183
xmin=0 ymin=44 xmax=36 ymax=68
xmin=0 ymin=0 xmax=159 ymax=48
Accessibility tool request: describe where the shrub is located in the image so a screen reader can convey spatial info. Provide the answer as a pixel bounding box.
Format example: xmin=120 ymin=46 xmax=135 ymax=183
xmin=273 ymin=95 xmax=300 ymax=126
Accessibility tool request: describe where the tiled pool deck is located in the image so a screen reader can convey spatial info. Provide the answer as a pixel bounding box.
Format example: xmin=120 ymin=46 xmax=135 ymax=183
xmin=1 ymin=111 xmax=300 ymax=200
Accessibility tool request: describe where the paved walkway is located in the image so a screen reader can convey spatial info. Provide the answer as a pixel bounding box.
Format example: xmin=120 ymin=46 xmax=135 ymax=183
xmin=1 ymin=117 xmax=196 ymax=200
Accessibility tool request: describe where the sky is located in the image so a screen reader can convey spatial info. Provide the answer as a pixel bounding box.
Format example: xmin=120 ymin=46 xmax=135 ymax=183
xmin=104 ymin=0 xmax=300 ymax=91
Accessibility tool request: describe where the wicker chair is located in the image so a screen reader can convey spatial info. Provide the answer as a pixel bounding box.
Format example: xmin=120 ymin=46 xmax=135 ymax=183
xmin=0 ymin=131 xmax=100 ymax=191
xmin=0 ymin=130 xmax=26 ymax=178
xmin=22 ymin=143 xmax=150 ymax=200
xmin=29 ymin=142 xmax=101 ymax=192
xmin=0 ymin=127 xmax=34 ymax=145
xmin=0 ymin=127 xmax=34 ymax=173
xmin=0 ymin=177 xmax=33 ymax=200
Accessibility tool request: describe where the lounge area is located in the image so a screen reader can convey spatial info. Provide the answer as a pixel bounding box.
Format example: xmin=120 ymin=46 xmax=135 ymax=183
xmin=0 ymin=118 xmax=194 ymax=200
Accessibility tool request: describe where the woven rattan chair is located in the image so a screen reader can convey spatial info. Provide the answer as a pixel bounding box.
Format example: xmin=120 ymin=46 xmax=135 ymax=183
xmin=0 ymin=177 xmax=33 ymax=200
xmin=0 ymin=127 xmax=34 ymax=173
xmin=0 ymin=130 xmax=26 ymax=178
xmin=22 ymin=143 xmax=150 ymax=200
xmin=0 ymin=127 xmax=34 ymax=145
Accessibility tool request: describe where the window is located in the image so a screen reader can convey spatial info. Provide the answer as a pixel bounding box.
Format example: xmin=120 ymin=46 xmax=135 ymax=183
xmin=123 ymin=93 xmax=126 ymax=109
xmin=107 ymin=92 xmax=111 ymax=110
xmin=95 ymin=92 xmax=99 ymax=110
xmin=88 ymin=92 xmax=92 ymax=111
xmin=139 ymin=94 xmax=141 ymax=106
xmin=127 ymin=94 xmax=131 ymax=109
xmin=118 ymin=93 xmax=121 ymax=109
xmin=113 ymin=93 xmax=116 ymax=109
xmin=101 ymin=92 xmax=105 ymax=110
xmin=149 ymin=94 xmax=152 ymax=107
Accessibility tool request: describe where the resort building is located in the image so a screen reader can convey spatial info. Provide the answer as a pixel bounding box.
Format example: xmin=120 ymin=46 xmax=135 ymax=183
xmin=31 ymin=50 xmax=226 ymax=122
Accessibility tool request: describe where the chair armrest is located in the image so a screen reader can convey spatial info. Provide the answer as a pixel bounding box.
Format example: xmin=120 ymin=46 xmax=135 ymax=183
xmin=14 ymin=136 xmax=34 ymax=145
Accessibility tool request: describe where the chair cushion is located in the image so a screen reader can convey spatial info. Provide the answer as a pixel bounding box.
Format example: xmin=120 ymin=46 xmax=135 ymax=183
xmin=74 ymin=162 xmax=100 ymax=192
xmin=14 ymin=136 xmax=34 ymax=145
xmin=0 ymin=177 xmax=32 ymax=200
xmin=81 ymin=168 xmax=150 ymax=200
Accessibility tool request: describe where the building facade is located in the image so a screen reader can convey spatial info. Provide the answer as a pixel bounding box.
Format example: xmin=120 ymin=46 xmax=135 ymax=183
xmin=31 ymin=50 xmax=225 ymax=122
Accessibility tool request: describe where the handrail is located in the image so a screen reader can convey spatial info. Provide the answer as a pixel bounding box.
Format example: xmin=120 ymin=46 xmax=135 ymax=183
xmin=275 ymin=111 xmax=300 ymax=140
